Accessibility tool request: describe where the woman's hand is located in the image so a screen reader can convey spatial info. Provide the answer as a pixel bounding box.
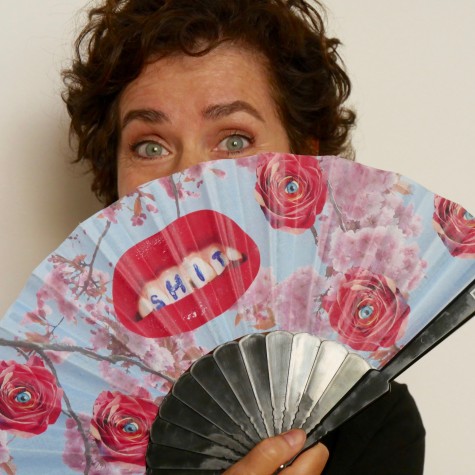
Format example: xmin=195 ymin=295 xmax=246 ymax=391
xmin=224 ymin=429 xmax=329 ymax=474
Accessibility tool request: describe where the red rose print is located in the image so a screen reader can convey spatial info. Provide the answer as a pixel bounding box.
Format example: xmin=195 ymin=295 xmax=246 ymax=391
xmin=322 ymin=268 xmax=410 ymax=351
xmin=255 ymin=153 xmax=327 ymax=233
xmin=90 ymin=391 xmax=158 ymax=467
xmin=433 ymin=195 xmax=475 ymax=258
xmin=0 ymin=356 xmax=63 ymax=437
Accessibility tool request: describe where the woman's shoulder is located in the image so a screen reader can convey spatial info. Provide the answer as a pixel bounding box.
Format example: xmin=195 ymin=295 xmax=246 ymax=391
xmin=322 ymin=382 xmax=425 ymax=475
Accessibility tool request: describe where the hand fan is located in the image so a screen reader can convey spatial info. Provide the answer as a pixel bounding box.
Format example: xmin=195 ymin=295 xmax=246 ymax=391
xmin=1 ymin=153 xmax=474 ymax=475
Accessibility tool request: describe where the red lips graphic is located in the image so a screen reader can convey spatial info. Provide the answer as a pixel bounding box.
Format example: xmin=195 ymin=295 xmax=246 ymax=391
xmin=113 ymin=210 xmax=260 ymax=337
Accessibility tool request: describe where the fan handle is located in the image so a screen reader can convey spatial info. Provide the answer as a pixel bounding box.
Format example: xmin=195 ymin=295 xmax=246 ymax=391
xmin=301 ymin=277 xmax=475 ymax=456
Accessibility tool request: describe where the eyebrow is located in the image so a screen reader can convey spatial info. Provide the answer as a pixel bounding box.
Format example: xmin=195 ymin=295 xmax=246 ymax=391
xmin=121 ymin=109 xmax=170 ymax=129
xmin=202 ymin=100 xmax=265 ymax=122
xmin=121 ymin=100 xmax=265 ymax=130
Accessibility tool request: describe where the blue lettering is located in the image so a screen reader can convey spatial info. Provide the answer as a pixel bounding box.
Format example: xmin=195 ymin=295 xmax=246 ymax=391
xmin=211 ymin=251 xmax=226 ymax=268
xmin=151 ymin=295 xmax=166 ymax=310
xmin=193 ymin=263 xmax=205 ymax=282
xmin=166 ymin=274 xmax=187 ymax=301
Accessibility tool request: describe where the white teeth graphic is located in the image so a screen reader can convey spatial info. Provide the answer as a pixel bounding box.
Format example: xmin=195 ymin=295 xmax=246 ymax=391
xmin=138 ymin=243 xmax=244 ymax=318
xmin=138 ymin=298 xmax=155 ymax=317
xmin=139 ymin=280 xmax=172 ymax=317
xmin=225 ymin=246 xmax=243 ymax=262
xmin=161 ymin=267 xmax=189 ymax=302
xmin=206 ymin=245 xmax=229 ymax=275
xmin=181 ymin=255 xmax=216 ymax=289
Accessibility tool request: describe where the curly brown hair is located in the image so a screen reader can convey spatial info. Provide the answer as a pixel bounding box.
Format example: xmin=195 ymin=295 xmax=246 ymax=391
xmin=63 ymin=0 xmax=355 ymax=205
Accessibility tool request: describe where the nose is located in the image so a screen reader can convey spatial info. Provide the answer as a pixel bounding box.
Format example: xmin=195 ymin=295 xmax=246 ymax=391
xmin=174 ymin=144 xmax=213 ymax=174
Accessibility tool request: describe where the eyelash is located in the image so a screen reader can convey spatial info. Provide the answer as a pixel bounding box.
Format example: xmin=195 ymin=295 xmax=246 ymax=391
xmin=128 ymin=131 xmax=256 ymax=160
xmin=218 ymin=131 xmax=255 ymax=156
xmin=129 ymin=139 xmax=169 ymax=160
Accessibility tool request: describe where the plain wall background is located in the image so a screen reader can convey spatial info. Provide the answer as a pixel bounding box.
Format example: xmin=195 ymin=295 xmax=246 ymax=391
xmin=1 ymin=1 xmax=474 ymax=473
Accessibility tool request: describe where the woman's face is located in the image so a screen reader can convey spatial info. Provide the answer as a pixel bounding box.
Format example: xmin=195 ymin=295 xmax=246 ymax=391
xmin=117 ymin=44 xmax=291 ymax=197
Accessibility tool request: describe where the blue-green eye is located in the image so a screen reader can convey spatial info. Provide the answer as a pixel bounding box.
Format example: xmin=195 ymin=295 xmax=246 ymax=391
xmin=463 ymin=210 xmax=474 ymax=221
xmin=358 ymin=305 xmax=374 ymax=320
xmin=285 ymin=180 xmax=299 ymax=194
xmin=134 ymin=141 xmax=169 ymax=159
xmin=15 ymin=390 xmax=32 ymax=404
xmin=218 ymin=134 xmax=251 ymax=154
xmin=122 ymin=421 xmax=139 ymax=433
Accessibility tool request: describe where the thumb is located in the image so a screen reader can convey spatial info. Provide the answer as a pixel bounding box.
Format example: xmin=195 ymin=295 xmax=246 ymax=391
xmin=224 ymin=429 xmax=306 ymax=474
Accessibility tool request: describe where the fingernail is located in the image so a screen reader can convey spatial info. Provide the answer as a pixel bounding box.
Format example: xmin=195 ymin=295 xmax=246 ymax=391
xmin=281 ymin=429 xmax=305 ymax=448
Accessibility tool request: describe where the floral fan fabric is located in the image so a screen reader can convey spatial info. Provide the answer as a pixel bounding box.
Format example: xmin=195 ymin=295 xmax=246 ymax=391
xmin=1 ymin=153 xmax=474 ymax=474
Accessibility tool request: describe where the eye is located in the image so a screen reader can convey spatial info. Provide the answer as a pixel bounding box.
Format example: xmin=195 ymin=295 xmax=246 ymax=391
xmin=132 ymin=140 xmax=170 ymax=159
xmin=14 ymin=389 xmax=32 ymax=404
xmin=121 ymin=419 xmax=140 ymax=434
xmin=285 ymin=179 xmax=299 ymax=194
xmin=216 ymin=134 xmax=252 ymax=155
xmin=463 ymin=210 xmax=474 ymax=221
xmin=358 ymin=305 xmax=374 ymax=320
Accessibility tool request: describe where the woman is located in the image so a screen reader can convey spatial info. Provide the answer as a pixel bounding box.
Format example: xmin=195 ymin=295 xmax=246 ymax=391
xmin=63 ymin=0 xmax=425 ymax=473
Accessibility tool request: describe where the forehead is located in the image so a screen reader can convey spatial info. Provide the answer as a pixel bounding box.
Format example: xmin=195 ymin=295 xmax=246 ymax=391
xmin=119 ymin=43 xmax=279 ymax=117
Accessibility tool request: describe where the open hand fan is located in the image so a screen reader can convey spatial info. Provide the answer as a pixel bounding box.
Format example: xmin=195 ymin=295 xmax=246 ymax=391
xmin=1 ymin=153 xmax=475 ymax=474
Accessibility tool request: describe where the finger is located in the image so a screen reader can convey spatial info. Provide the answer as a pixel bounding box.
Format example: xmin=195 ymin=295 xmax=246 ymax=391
xmin=224 ymin=429 xmax=306 ymax=475
xmin=282 ymin=442 xmax=329 ymax=475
